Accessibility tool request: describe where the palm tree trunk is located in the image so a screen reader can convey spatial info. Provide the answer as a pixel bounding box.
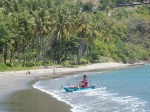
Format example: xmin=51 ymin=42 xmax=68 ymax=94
xmin=10 ymin=50 xmax=13 ymax=63
xmin=3 ymin=43 xmax=8 ymax=64
xmin=36 ymin=36 xmax=40 ymax=62
xmin=41 ymin=36 xmax=46 ymax=66
xmin=85 ymin=44 xmax=89 ymax=56
xmin=77 ymin=40 xmax=84 ymax=64
xmin=18 ymin=48 xmax=21 ymax=63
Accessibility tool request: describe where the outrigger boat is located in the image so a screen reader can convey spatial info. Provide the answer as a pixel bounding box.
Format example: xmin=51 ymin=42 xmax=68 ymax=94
xmin=61 ymin=83 xmax=103 ymax=92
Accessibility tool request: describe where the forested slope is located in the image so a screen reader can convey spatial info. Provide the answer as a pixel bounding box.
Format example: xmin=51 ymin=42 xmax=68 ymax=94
xmin=0 ymin=0 xmax=149 ymax=70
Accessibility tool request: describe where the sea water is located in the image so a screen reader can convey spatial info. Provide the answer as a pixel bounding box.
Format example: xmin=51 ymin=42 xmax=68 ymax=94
xmin=33 ymin=65 xmax=150 ymax=112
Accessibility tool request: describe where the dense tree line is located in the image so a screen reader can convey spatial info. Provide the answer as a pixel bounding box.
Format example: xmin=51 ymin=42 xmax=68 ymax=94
xmin=0 ymin=0 xmax=149 ymax=70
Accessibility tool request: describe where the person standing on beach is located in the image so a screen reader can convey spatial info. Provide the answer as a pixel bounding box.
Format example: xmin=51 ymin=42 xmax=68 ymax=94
xmin=53 ymin=69 xmax=55 ymax=75
xmin=80 ymin=75 xmax=89 ymax=87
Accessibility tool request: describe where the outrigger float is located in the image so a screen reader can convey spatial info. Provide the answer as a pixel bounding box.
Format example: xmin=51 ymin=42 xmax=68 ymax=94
xmin=64 ymin=85 xmax=96 ymax=92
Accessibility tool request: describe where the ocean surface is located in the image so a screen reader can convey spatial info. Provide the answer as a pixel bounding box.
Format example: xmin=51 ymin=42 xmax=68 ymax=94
xmin=33 ymin=65 xmax=150 ymax=112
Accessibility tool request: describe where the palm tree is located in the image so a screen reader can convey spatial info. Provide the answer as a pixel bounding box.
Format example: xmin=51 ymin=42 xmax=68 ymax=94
xmin=0 ymin=16 xmax=10 ymax=64
xmin=76 ymin=13 xmax=99 ymax=64
xmin=50 ymin=5 xmax=74 ymax=64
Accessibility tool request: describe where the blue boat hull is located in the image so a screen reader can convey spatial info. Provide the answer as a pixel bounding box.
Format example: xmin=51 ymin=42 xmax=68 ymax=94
xmin=64 ymin=86 xmax=96 ymax=92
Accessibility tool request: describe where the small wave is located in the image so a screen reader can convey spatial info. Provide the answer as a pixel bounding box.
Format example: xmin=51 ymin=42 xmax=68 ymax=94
xmin=33 ymin=82 xmax=74 ymax=108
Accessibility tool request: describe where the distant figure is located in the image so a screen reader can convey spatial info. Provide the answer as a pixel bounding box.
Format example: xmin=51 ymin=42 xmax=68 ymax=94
xmin=80 ymin=75 xmax=89 ymax=87
xmin=26 ymin=71 xmax=30 ymax=74
xmin=53 ymin=69 xmax=55 ymax=75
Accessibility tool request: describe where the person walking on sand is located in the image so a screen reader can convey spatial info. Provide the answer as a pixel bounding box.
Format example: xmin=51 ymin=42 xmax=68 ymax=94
xmin=80 ymin=75 xmax=89 ymax=87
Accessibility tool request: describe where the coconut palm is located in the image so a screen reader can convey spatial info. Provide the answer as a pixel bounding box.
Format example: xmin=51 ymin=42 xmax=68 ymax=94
xmin=0 ymin=19 xmax=10 ymax=64
xmin=50 ymin=5 xmax=74 ymax=64
xmin=76 ymin=13 xmax=99 ymax=64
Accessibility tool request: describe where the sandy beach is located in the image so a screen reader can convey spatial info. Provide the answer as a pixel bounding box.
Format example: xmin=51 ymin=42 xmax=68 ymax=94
xmin=0 ymin=62 xmax=132 ymax=112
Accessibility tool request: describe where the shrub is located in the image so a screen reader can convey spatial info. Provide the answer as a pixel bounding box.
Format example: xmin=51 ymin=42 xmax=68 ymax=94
xmin=0 ymin=54 xmax=3 ymax=63
xmin=22 ymin=63 xmax=34 ymax=67
xmin=6 ymin=63 xmax=12 ymax=67
xmin=62 ymin=61 xmax=70 ymax=67
xmin=119 ymin=54 xmax=129 ymax=63
xmin=99 ymin=56 xmax=114 ymax=63
xmin=0 ymin=63 xmax=7 ymax=71
xmin=86 ymin=53 xmax=99 ymax=63
xmin=140 ymin=50 xmax=149 ymax=60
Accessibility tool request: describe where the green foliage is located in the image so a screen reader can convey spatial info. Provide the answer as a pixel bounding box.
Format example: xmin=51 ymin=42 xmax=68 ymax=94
xmin=86 ymin=52 xmax=99 ymax=62
xmin=22 ymin=52 xmax=34 ymax=62
xmin=82 ymin=2 xmax=94 ymax=11
xmin=0 ymin=20 xmax=9 ymax=43
xmin=136 ymin=6 xmax=150 ymax=15
xmin=10 ymin=63 xmax=22 ymax=68
xmin=99 ymin=0 xmax=112 ymax=10
xmin=62 ymin=61 xmax=70 ymax=67
xmin=113 ymin=8 xmax=132 ymax=20
xmin=80 ymin=58 xmax=90 ymax=64
xmin=99 ymin=56 xmax=114 ymax=62
xmin=140 ymin=50 xmax=149 ymax=60
xmin=0 ymin=63 xmax=7 ymax=71
xmin=0 ymin=54 xmax=3 ymax=62
xmin=125 ymin=43 xmax=149 ymax=62
xmin=0 ymin=0 xmax=149 ymax=71
xmin=22 ymin=63 xmax=35 ymax=67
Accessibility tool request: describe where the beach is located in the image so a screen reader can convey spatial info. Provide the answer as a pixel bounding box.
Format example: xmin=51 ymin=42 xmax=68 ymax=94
xmin=0 ymin=62 xmax=132 ymax=112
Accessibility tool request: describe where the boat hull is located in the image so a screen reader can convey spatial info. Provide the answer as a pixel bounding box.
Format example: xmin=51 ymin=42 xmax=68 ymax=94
xmin=64 ymin=86 xmax=95 ymax=92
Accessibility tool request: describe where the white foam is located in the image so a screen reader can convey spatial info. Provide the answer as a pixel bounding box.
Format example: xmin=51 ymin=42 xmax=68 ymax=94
xmin=33 ymin=83 xmax=74 ymax=108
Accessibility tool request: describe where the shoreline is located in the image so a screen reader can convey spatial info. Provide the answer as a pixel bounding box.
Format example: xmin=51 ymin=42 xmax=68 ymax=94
xmin=0 ymin=62 xmax=133 ymax=75
xmin=0 ymin=62 xmax=142 ymax=112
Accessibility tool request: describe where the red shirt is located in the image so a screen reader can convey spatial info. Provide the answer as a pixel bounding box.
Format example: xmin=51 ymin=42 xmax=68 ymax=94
xmin=81 ymin=79 xmax=89 ymax=87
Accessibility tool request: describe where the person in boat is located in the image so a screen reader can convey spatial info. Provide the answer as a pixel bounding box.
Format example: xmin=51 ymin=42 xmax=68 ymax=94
xmin=80 ymin=75 xmax=89 ymax=87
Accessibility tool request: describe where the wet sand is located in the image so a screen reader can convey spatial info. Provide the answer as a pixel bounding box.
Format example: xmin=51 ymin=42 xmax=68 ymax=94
xmin=2 ymin=88 xmax=71 ymax=112
xmin=0 ymin=74 xmax=71 ymax=112
xmin=0 ymin=62 xmax=133 ymax=112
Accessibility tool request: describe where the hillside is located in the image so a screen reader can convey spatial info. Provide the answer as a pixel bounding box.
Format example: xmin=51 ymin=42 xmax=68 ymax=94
xmin=0 ymin=0 xmax=149 ymax=71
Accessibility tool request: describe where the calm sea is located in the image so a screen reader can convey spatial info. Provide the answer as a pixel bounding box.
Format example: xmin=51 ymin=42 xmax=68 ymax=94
xmin=33 ymin=65 xmax=150 ymax=112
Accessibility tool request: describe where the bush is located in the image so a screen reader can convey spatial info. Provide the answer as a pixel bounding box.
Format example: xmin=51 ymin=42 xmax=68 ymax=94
xmin=62 ymin=61 xmax=70 ymax=67
xmin=80 ymin=58 xmax=90 ymax=64
xmin=0 ymin=63 xmax=7 ymax=71
xmin=140 ymin=50 xmax=149 ymax=60
xmin=0 ymin=54 xmax=3 ymax=63
xmin=99 ymin=56 xmax=114 ymax=63
xmin=11 ymin=63 xmax=21 ymax=67
xmin=86 ymin=53 xmax=99 ymax=63
xmin=22 ymin=63 xmax=34 ymax=67
xmin=82 ymin=2 xmax=94 ymax=11
xmin=119 ymin=54 xmax=129 ymax=63
xmin=112 ymin=54 xmax=120 ymax=62
xmin=34 ymin=62 xmax=42 ymax=66
xmin=6 ymin=63 xmax=12 ymax=67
